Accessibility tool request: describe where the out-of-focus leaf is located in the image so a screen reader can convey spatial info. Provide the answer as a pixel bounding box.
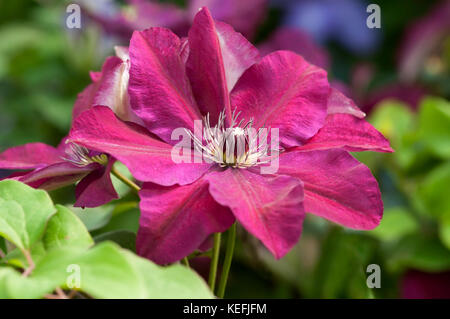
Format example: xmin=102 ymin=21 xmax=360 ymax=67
xmin=418 ymin=97 xmax=450 ymax=159
xmin=439 ymin=211 xmax=450 ymax=250
xmin=0 ymin=267 xmax=57 ymax=299
xmin=94 ymin=230 xmax=136 ymax=252
xmin=312 ymin=228 xmax=376 ymax=298
xmin=417 ymin=162 xmax=450 ymax=219
xmin=370 ymin=100 xmax=415 ymax=144
xmin=71 ymin=205 xmax=113 ymax=231
xmin=97 ymin=202 xmax=140 ymax=234
xmin=3 ymin=242 xmax=47 ymax=269
xmin=369 ymin=100 xmax=417 ymax=168
xmin=369 ymin=207 xmax=418 ymax=241
xmin=110 ymin=162 xmax=136 ymax=198
xmin=387 ymin=235 xmax=450 ymax=272
xmin=31 ymin=94 xmax=72 ymax=131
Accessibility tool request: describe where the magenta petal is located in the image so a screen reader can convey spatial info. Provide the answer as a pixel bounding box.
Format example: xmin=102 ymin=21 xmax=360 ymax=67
xmin=206 ymin=169 xmax=305 ymax=259
xmin=231 ymin=50 xmax=329 ymax=147
xmin=0 ymin=143 xmax=62 ymax=170
xmin=72 ymin=81 xmax=99 ymax=121
xmin=17 ymin=162 xmax=94 ymax=191
xmin=74 ymin=160 xmax=118 ymax=208
xmin=326 ymin=87 xmax=366 ymax=118
xmin=69 ymin=106 xmax=211 ymax=186
xmin=187 ymin=7 xmax=260 ymax=124
xmin=137 ymin=179 xmax=235 ymax=264
xmin=129 ymin=28 xmax=202 ymax=143
xmin=73 ymin=56 xmax=140 ymax=124
xmin=300 ymin=114 xmax=393 ymax=152
xmin=278 ymin=149 xmax=383 ymax=229
xmin=188 ymin=0 xmax=267 ymax=40
xmin=298 ymin=88 xmax=392 ymax=152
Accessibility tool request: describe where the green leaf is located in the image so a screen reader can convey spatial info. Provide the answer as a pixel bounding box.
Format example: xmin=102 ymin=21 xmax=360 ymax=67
xmin=0 ymin=180 xmax=56 ymax=247
xmin=4 ymin=242 xmax=47 ymax=269
xmin=370 ymin=100 xmax=415 ymax=146
xmin=97 ymin=202 xmax=140 ymax=234
xmin=110 ymin=162 xmax=136 ymax=197
xmin=418 ymin=97 xmax=450 ymax=159
xmin=71 ymin=205 xmax=112 ymax=231
xmin=31 ymin=242 xmax=213 ymax=299
xmin=387 ymin=235 xmax=450 ymax=272
xmin=43 ymin=205 xmax=94 ymax=250
xmin=94 ymin=230 xmax=136 ymax=252
xmin=417 ymin=162 xmax=450 ymax=219
xmin=122 ymin=250 xmax=214 ymax=299
xmin=369 ymin=207 xmax=418 ymax=241
xmin=0 ymin=267 xmax=57 ymax=299
xmin=0 ymin=200 xmax=28 ymax=250
xmin=439 ymin=211 xmax=450 ymax=250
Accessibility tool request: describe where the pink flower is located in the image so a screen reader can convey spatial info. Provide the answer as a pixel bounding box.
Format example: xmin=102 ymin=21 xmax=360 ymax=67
xmin=0 ymin=140 xmax=117 ymax=208
xmin=69 ymin=8 xmax=392 ymax=264
xmin=0 ymin=47 xmax=139 ymax=208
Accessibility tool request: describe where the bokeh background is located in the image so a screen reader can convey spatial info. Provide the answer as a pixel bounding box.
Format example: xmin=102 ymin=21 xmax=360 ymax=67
xmin=0 ymin=0 xmax=449 ymax=298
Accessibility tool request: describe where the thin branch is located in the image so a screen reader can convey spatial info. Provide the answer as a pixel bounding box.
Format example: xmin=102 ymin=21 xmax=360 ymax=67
xmin=55 ymin=287 xmax=68 ymax=299
xmin=21 ymin=249 xmax=35 ymax=277
xmin=111 ymin=165 xmax=141 ymax=192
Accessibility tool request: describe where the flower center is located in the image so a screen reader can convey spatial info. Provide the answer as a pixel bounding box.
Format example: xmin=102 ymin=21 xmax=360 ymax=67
xmin=62 ymin=143 xmax=108 ymax=167
xmin=187 ymin=109 xmax=280 ymax=168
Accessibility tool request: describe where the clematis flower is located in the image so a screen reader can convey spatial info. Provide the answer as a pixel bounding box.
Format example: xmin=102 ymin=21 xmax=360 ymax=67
xmin=69 ymin=8 xmax=392 ymax=264
xmin=72 ymin=45 xmax=142 ymax=124
xmin=0 ymin=45 xmax=140 ymax=208
xmin=0 ymin=140 xmax=117 ymax=208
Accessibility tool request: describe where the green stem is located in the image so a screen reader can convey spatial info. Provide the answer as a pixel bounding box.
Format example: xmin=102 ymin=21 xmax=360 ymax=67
xmin=111 ymin=165 xmax=141 ymax=192
xmin=182 ymin=257 xmax=190 ymax=268
xmin=208 ymin=233 xmax=221 ymax=292
xmin=22 ymin=249 xmax=35 ymax=277
xmin=217 ymin=223 xmax=236 ymax=298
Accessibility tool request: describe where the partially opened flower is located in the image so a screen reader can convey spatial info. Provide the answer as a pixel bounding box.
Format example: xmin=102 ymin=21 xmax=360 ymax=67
xmin=69 ymin=8 xmax=392 ymax=264
xmin=0 ymin=45 xmax=140 ymax=208
xmin=0 ymin=140 xmax=117 ymax=208
xmin=72 ymin=45 xmax=142 ymax=124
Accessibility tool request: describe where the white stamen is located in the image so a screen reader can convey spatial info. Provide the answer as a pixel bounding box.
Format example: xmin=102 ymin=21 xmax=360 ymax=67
xmin=186 ymin=109 xmax=281 ymax=168
xmin=62 ymin=142 xmax=108 ymax=167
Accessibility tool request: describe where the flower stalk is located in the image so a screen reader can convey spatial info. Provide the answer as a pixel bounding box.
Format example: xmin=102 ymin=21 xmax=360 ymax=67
xmin=217 ymin=223 xmax=237 ymax=298
xmin=111 ymin=165 xmax=141 ymax=192
xmin=208 ymin=232 xmax=221 ymax=292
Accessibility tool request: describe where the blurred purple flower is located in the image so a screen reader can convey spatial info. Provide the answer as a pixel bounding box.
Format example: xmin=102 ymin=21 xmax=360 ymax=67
xmin=279 ymin=0 xmax=381 ymax=55
xmin=362 ymin=83 xmax=428 ymax=113
xmin=397 ymin=0 xmax=450 ymax=82
xmin=83 ymin=0 xmax=267 ymax=40
xmin=402 ymin=269 xmax=450 ymax=299
xmin=258 ymin=28 xmax=330 ymax=69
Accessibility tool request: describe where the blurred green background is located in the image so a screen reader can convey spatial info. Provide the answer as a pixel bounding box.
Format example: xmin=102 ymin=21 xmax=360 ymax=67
xmin=0 ymin=0 xmax=449 ymax=298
